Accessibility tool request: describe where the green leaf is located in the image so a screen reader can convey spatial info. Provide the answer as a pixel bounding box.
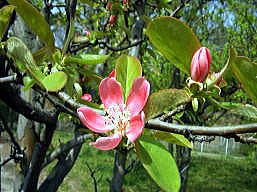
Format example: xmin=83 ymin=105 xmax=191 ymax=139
xmin=146 ymin=17 xmax=201 ymax=73
xmin=8 ymin=0 xmax=55 ymax=48
xmin=230 ymin=51 xmax=257 ymax=104
xmin=192 ymin=98 xmax=198 ymax=112
xmin=74 ymin=82 xmax=83 ymax=97
xmin=220 ymin=102 xmax=257 ymax=120
xmin=0 ymin=5 xmax=15 ymax=40
xmin=230 ymin=104 xmax=257 ymax=120
xmin=143 ymin=89 xmax=190 ymax=121
xmin=22 ymin=76 xmax=36 ymax=91
xmin=64 ymin=54 xmax=109 ymax=65
xmin=42 ymin=71 xmax=68 ymax=92
xmin=6 ymin=37 xmax=45 ymax=85
xmin=153 ymin=131 xmax=193 ymax=149
xmin=115 ymin=55 xmax=142 ymax=100
xmin=136 ymin=135 xmax=180 ymax=192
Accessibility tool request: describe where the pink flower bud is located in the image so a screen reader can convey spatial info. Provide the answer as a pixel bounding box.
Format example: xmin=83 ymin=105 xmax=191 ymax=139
xmin=109 ymin=15 xmax=117 ymax=25
xmin=84 ymin=30 xmax=90 ymax=37
xmin=190 ymin=47 xmax=211 ymax=82
xmin=81 ymin=94 xmax=92 ymax=102
xmin=106 ymin=2 xmax=112 ymax=10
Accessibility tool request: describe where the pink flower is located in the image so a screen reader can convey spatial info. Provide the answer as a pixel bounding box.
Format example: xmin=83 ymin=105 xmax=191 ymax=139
xmin=81 ymin=94 xmax=92 ymax=102
xmin=77 ymin=77 xmax=150 ymax=150
xmin=190 ymin=47 xmax=211 ymax=82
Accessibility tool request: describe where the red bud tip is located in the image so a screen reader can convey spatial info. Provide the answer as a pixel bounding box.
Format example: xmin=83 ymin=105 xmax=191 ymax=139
xmin=190 ymin=47 xmax=211 ymax=82
xmin=108 ymin=69 xmax=116 ymax=78
xmin=81 ymin=94 xmax=92 ymax=102
xmin=106 ymin=2 xmax=112 ymax=10
xmin=109 ymin=15 xmax=117 ymax=25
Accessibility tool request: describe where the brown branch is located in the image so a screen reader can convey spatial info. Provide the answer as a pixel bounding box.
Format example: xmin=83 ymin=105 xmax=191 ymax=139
xmin=147 ymin=118 xmax=257 ymax=137
xmin=42 ymin=134 xmax=93 ymax=168
xmin=159 ymin=104 xmax=187 ymax=121
xmin=230 ymin=134 xmax=257 ymax=144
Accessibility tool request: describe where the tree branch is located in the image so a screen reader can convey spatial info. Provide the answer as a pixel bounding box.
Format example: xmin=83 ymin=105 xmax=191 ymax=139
xmin=0 ymin=84 xmax=56 ymax=125
xmin=229 ymin=134 xmax=257 ymax=144
xmin=42 ymin=134 xmax=93 ymax=168
xmin=147 ymin=118 xmax=257 ymax=137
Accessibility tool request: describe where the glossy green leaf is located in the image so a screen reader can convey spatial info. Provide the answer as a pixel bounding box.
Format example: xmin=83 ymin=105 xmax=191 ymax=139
xmin=115 ymin=55 xmax=142 ymax=100
xmin=8 ymin=0 xmax=55 ymax=48
xmin=144 ymin=89 xmax=190 ymax=120
xmin=64 ymin=54 xmax=109 ymax=65
xmin=146 ymin=17 xmax=201 ymax=73
xmin=74 ymin=82 xmax=83 ymax=97
xmin=0 ymin=5 xmax=15 ymax=40
xmin=42 ymin=71 xmax=68 ymax=92
xmin=6 ymin=37 xmax=45 ymax=85
xmin=230 ymin=51 xmax=257 ymax=103
xmin=22 ymin=76 xmax=36 ymax=91
xmin=153 ymin=131 xmax=193 ymax=149
xmin=136 ymin=135 xmax=180 ymax=192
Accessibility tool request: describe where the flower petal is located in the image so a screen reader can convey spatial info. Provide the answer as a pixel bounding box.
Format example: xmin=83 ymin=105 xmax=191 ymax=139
xmin=77 ymin=106 xmax=113 ymax=133
xmin=99 ymin=78 xmax=124 ymax=109
xmin=126 ymin=111 xmax=145 ymax=142
xmin=90 ymin=132 xmax=122 ymax=150
xmin=126 ymin=77 xmax=150 ymax=117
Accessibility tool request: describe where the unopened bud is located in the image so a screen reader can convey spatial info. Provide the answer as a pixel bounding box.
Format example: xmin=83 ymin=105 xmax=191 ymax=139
xmin=109 ymin=15 xmax=117 ymax=25
xmin=106 ymin=2 xmax=112 ymax=10
xmin=81 ymin=94 xmax=92 ymax=102
xmin=84 ymin=30 xmax=90 ymax=37
xmin=190 ymin=47 xmax=211 ymax=82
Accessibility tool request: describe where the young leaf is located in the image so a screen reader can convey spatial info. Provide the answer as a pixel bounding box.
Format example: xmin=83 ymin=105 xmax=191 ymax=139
xmin=6 ymin=37 xmax=45 ymax=85
xmin=115 ymin=55 xmax=142 ymax=100
xmin=42 ymin=71 xmax=68 ymax=92
xmin=0 ymin=5 xmax=15 ymax=40
xmin=153 ymin=131 xmax=193 ymax=149
xmin=146 ymin=17 xmax=201 ymax=73
xmin=230 ymin=52 xmax=257 ymax=104
xmin=8 ymin=0 xmax=55 ymax=48
xmin=143 ymin=89 xmax=190 ymax=121
xmin=136 ymin=135 xmax=180 ymax=192
xmin=64 ymin=54 xmax=109 ymax=65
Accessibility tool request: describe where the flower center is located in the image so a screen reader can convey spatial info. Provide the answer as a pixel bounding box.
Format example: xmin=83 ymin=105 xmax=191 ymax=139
xmin=105 ymin=104 xmax=130 ymax=134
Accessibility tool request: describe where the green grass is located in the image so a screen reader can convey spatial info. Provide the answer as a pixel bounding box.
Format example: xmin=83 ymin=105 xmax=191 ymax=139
xmin=44 ymin=131 xmax=257 ymax=192
xmin=187 ymin=155 xmax=257 ymax=192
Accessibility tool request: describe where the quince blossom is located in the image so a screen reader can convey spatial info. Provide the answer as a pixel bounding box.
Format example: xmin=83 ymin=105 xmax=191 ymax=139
xmin=77 ymin=75 xmax=150 ymax=150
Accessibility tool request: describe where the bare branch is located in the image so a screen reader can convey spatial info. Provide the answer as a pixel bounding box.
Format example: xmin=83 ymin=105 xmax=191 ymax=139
xmin=0 ymin=156 xmax=13 ymax=167
xmin=85 ymin=162 xmax=99 ymax=192
xmin=159 ymin=104 xmax=187 ymax=121
xmin=229 ymin=134 xmax=257 ymax=144
xmin=147 ymin=118 xmax=257 ymax=137
xmin=42 ymin=134 xmax=93 ymax=168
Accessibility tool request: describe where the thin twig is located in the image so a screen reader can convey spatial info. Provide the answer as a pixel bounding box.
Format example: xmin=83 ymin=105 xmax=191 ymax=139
xmin=229 ymin=134 xmax=257 ymax=144
xmin=0 ymin=156 xmax=14 ymax=167
xmin=42 ymin=134 xmax=93 ymax=168
xmin=159 ymin=104 xmax=187 ymax=121
xmin=85 ymin=162 xmax=99 ymax=192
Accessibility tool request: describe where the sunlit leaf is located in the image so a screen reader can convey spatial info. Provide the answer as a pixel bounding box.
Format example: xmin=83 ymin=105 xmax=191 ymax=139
xmin=0 ymin=5 xmax=15 ymax=40
xmin=115 ymin=55 xmax=142 ymax=100
xmin=230 ymin=49 xmax=257 ymax=103
xmin=42 ymin=71 xmax=68 ymax=92
xmin=136 ymin=135 xmax=180 ymax=192
xmin=64 ymin=54 xmax=109 ymax=65
xmin=8 ymin=0 xmax=55 ymax=48
xmin=144 ymin=89 xmax=190 ymax=120
xmin=6 ymin=37 xmax=45 ymax=86
xmin=146 ymin=17 xmax=201 ymax=73
xmin=153 ymin=131 xmax=193 ymax=149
